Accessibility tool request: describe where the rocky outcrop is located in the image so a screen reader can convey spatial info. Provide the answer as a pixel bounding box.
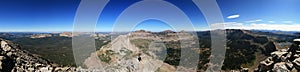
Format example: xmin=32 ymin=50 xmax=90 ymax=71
xmin=255 ymin=37 xmax=300 ymax=72
xmin=0 ymin=38 xmax=80 ymax=72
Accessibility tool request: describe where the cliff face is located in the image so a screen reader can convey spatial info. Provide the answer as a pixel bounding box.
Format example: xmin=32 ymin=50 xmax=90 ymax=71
xmin=0 ymin=38 xmax=78 ymax=72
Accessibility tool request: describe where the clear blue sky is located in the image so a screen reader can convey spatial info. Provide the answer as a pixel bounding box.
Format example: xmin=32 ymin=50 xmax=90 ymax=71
xmin=0 ymin=0 xmax=299 ymax=32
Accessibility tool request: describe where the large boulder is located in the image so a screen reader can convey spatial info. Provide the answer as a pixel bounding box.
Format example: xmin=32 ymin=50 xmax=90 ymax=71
xmin=1 ymin=41 xmax=11 ymax=52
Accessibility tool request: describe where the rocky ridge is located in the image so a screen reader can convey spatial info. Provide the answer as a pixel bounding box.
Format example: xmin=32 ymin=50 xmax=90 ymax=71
xmin=0 ymin=38 xmax=80 ymax=72
xmin=84 ymin=34 xmax=177 ymax=72
xmin=84 ymin=30 xmax=198 ymax=72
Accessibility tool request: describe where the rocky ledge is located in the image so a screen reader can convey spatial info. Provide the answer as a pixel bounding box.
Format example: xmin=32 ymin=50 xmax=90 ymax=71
xmin=0 ymin=38 xmax=80 ymax=72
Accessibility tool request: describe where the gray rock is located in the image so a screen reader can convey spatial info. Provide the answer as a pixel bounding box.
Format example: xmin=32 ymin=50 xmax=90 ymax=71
xmin=6 ymin=52 xmax=12 ymax=56
xmin=260 ymin=57 xmax=274 ymax=66
xmin=272 ymin=62 xmax=290 ymax=72
xmin=0 ymin=41 xmax=7 ymax=48
xmin=294 ymin=39 xmax=300 ymax=42
xmin=1 ymin=41 xmax=11 ymax=51
xmin=0 ymin=56 xmax=5 ymax=60
xmin=293 ymin=58 xmax=300 ymax=70
xmin=0 ymin=56 xmax=5 ymax=70
xmin=286 ymin=61 xmax=293 ymax=70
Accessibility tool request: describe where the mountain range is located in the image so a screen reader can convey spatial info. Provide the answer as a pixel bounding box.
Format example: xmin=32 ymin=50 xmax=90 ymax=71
xmin=0 ymin=29 xmax=299 ymax=72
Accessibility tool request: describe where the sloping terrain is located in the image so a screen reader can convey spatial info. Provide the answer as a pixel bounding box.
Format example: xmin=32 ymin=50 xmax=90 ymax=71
xmin=0 ymin=38 xmax=79 ymax=72
xmin=197 ymin=29 xmax=298 ymax=71
xmin=11 ymin=36 xmax=109 ymax=66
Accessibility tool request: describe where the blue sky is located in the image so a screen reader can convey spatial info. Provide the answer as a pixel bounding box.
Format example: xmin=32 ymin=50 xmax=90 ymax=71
xmin=0 ymin=0 xmax=300 ymax=32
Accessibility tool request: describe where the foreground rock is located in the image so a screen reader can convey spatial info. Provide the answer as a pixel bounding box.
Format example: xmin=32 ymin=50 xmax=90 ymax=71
xmin=255 ymin=36 xmax=300 ymax=72
xmin=0 ymin=38 xmax=80 ymax=72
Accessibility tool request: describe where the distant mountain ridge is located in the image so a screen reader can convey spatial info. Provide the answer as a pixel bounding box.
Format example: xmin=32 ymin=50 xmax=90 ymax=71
xmin=250 ymin=29 xmax=299 ymax=35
